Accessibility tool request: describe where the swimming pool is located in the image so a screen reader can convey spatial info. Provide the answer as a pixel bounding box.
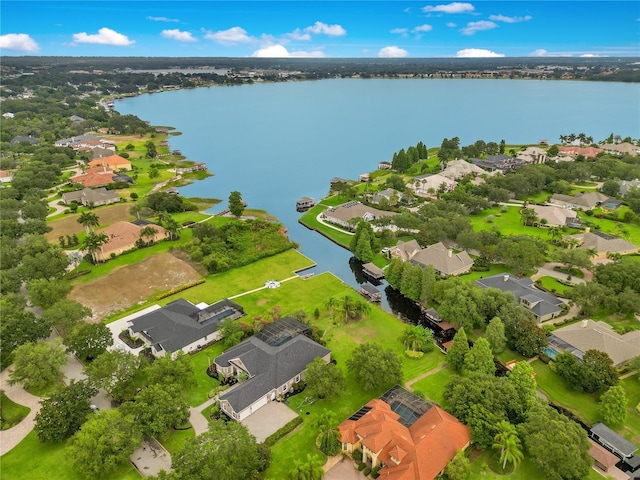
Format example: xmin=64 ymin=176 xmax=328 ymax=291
xmin=543 ymin=347 xmax=558 ymax=359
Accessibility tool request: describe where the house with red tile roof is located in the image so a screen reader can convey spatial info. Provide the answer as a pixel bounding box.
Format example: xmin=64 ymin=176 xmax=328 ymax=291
xmin=557 ymin=146 xmax=603 ymax=158
xmin=88 ymin=154 xmax=132 ymax=171
xmin=70 ymin=166 xmax=115 ymax=188
xmin=339 ymin=398 xmax=471 ymax=480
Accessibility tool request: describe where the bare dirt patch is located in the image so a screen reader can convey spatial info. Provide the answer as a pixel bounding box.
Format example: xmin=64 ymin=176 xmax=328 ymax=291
xmin=69 ymin=252 xmax=202 ymax=321
xmin=45 ymin=204 xmax=133 ymax=242
xmin=256 ymin=299 xmax=268 ymax=307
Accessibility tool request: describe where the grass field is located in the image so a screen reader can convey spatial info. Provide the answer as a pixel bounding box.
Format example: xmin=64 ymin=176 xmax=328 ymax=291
xmin=0 ymin=395 xmax=30 ymax=430
xmin=298 ymin=204 xmax=354 ymax=248
xmin=184 ymin=342 xmax=227 ymax=407
xmin=536 ymin=276 xmax=573 ymax=296
xmin=0 ymin=431 xmax=141 ymax=480
xmin=411 ymin=367 xmax=457 ymax=406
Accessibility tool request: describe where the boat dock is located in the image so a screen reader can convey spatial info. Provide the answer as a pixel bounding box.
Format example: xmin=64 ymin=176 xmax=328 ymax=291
xmin=296 ymin=197 xmax=315 ymax=212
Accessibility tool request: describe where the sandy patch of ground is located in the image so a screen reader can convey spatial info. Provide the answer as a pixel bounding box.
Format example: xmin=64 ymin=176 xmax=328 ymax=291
xmin=70 ymin=252 xmax=202 ymax=321
xmin=45 ymin=204 xmax=133 ymax=241
xmin=256 ymin=299 xmax=268 ymax=306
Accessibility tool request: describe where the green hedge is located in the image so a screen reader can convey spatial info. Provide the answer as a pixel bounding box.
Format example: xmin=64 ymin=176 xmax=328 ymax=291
xmin=263 ymin=416 xmax=303 ymax=447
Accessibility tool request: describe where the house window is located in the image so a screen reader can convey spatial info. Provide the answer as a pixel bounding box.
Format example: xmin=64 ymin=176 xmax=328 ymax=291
xmin=283 ymin=384 xmax=288 ymax=392
xmin=343 ymin=443 xmax=348 ymax=451
xmin=222 ymin=404 xmax=227 ymax=412
xmin=295 ymin=375 xmax=300 ymax=382
xmin=232 ymin=412 xmax=236 ymax=419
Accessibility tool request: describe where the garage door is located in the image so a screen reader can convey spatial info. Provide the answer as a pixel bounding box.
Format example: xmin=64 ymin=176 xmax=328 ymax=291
xmin=251 ymin=396 xmax=268 ymax=414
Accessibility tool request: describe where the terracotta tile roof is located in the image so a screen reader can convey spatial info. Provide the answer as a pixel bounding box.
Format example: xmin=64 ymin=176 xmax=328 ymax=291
xmin=88 ymin=154 xmax=132 ymax=170
xmin=339 ymin=400 xmax=471 ymax=480
xmin=589 ymin=439 xmax=620 ymax=469
xmin=70 ymin=166 xmax=115 ymax=188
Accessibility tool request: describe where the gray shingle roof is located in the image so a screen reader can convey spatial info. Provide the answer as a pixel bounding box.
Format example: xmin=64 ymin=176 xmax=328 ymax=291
xmin=590 ymin=422 xmax=638 ymax=458
xmin=475 ymin=274 xmax=563 ymax=318
xmin=217 ymin=327 xmax=330 ymax=413
xmin=129 ymin=298 xmax=244 ymax=353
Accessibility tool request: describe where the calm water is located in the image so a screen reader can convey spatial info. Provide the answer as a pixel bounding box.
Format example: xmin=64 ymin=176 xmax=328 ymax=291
xmin=116 ymin=78 xmax=640 ymax=314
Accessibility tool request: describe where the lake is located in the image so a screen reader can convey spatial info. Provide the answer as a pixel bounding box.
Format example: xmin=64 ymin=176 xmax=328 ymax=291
xmin=116 ymin=78 xmax=640 ymax=315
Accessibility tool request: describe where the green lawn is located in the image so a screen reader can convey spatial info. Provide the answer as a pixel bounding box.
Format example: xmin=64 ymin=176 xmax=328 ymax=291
xmin=531 ymin=360 xmax=600 ymax=426
xmin=620 ymin=376 xmax=640 ymax=445
xmin=536 ymin=276 xmax=573 ymax=297
xmin=160 ymin=427 xmax=195 ymax=455
xmin=459 ymin=264 xmax=512 ymax=282
xmin=0 ymin=431 xmax=141 ymax=480
xmin=298 ymin=204 xmax=354 ymax=248
xmin=0 ymin=395 xmax=30 ymax=430
xmin=411 ymin=367 xmax=457 ymax=406
xmin=184 ymin=342 xmax=227 ymax=407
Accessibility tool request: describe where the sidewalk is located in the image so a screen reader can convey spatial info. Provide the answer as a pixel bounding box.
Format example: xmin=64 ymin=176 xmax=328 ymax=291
xmin=404 ymin=362 xmax=448 ymax=392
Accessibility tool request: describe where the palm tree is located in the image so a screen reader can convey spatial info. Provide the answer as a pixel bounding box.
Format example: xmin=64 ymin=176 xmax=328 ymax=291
xmin=351 ymin=299 xmax=371 ymax=321
xmin=77 ymin=211 xmax=100 ymax=234
xmin=315 ymin=410 xmax=340 ymax=456
xmin=289 ymin=454 xmax=324 ymax=480
xmin=82 ymin=232 xmax=109 ymax=264
xmin=493 ymin=421 xmax=524 ymax=471
xmin=402 ymin=325 xmax=433 ymax=353
xmin=156 ymin=210 xmax=171 ymax=226
xmin=139 ymin=225 xmax=158 ymax=245
xmin=339 ymin=295 xmax=355 ymax=324
xmin=164 ymin=218 xmax=180 ymax=240
xmin=325 ymin=297 xmax=336 ymax=321
xmin=547 ymin=226 xmax=565 ymax=245
xmin=520 ymin=208 xmax=538 ymax=226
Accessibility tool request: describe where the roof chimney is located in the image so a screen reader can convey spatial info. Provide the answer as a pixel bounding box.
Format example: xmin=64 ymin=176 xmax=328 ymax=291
xmin=503 ymin=274 xmax=509 ymax=282
xmin=448 ymin=249 xmax=453 ymax=258
xmin=581 ymin=319 xmax=588 ymax=328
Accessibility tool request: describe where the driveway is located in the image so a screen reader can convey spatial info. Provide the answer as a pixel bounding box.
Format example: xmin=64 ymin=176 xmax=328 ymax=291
xmin=241 ymin=401 xmax=299 ymax=443
xmin=106 ymin=305 xmax=162 ymax=355
xmin=324 ymin=457 xmax=363 ymax=480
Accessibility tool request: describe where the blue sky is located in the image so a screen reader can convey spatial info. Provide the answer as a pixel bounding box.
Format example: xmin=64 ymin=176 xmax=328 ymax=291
xmin=1 ymin=1 xmax=639 ymax=58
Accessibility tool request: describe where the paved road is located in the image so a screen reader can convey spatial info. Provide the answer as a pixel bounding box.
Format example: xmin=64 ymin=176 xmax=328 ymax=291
xmin=0 ymin=367 xmax=43 ymax=456
xmin=531 ymin=262 xmax=591 ymax=284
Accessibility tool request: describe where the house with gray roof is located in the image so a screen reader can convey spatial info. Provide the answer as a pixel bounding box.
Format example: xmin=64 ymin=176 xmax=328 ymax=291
xmin=215 ymin=318 xmax=331 ymax=421
xmin=61 ymin=187 xmax=121 ymax=207
xmin=516 ymin=146 xmax=548 ymax=165
xmin=10 ymin=135 xmax=37 ymax=146
xmin=548 ymin=319 xmax=640 ymax=367
xmin=567 ymin=231 xmax=638 ymax=260
xmin=470 ymin=154 xmax=526 ymax=172
xmin=128 ymin=298 xmax=245 ymax=358
xmin=619 ymin=179 xmax=640 ymax=197
xmin=475 ymin=274 xmax=564 ymax=321
xmin=410 ymin=242 xmax=474 ymax=277
xmin=549 ymin=192 xmax=611 ymax=210
xmin=590 ymin=422 xmax=638 ymax=461
xmin=531 ymin=205 xmax=580 ymax=227
xmin=320 ymin=201 xmax=396 ymax=230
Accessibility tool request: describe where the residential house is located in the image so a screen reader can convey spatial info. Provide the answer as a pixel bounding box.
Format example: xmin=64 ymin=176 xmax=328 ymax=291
xmin=69 ymin=115 xmax=86 ymax=123
xmin=176 ymin=162 xmax=207 ymax=174
xmin=440 ymin=159 xmax=486 ymax=181
xmin=408 ymin=174 xmax=457 ymax=198
xmin=530 ymin=205 xmax=581 ymax=227
xmin=70 ymin=166 xmax=115 ymax=188
xmin=390 ymin=239 xmax=422 ymax=262
xmin=600 ymin=142 xmax=640 ymax=156
xmin=10 ymin=135 xmax=37 ymax=146
xmin=128 ymin=298 xmax=244 ymax=358
xmin=0 ymin=170 xmax=14 ymax=184
xmin=215 ymin=318 xmax=331 ymax=421
xmin=557 ymin=145 xmax=603 ymax=158
xmin=475 ymin=274 xmax=565 ymax=321
xmin=378 ymin=161 xmax=392 ymax=170
xmin=470 ymin=154 xmax=526 ymax=172
xmin=359 ymin=173 xmax=371 ymax=182
xmin=566 ymin=231 xmax=638 ymax=259
xmin=55 ymin=135 xmax=101 ymax=149
xmin=61 ymin=187 xmax=121 ymax=207
xmin=88 ymin=154 xmax=132 ymax=172
xmin=95 ymin=221 xmax=168 ymax=261
xmin=619 ymin=179 xmax=640 ymax=197
xmin=2 ymin=112 xmax=15 ymax=119
xmin=589 ymin=423 xmax=640 ymax=475
xmin=410 ymin=242 xmax=474 ymax=277
xmin=91 ymin=146 xmax=117 ymax=159
xmin=367 ymin=188 xmax=406 ymax=206
xmin=516 ymin=146 xmax=548 ymax=164
xmin=548 ymin=320 xmax=640 ymax=367
xmin=548 ymin=192 xmax=611 ymax=210
xmin=320 ymin=201 xmax=396 ymax=230
xmin=339 ymin=387 xmax=471 ymax=480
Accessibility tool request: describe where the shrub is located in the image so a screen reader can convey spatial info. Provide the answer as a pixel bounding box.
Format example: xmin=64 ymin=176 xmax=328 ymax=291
xmin=358 ymin=463 xmax=366 ymax=471
xmin=263 ymin=416 xmax=303 ymax=447
xmin=353 ymin=449 xmax=363 ymax=462
xmin=405 ymin=350 xmax=424 ymax=359
xmin=363 ymin=467 xmax=372 ymax=476
xmin=372 ymin=466 xmax=381 ymax=478
xmin=156 ymin=279 xmax=206 ymax=300
xmin=487 ymin=214 xmax=495 ymax=223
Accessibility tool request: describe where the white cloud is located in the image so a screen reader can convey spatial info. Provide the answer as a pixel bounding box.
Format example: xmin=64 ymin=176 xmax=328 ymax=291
xmin=286 ymin=28 xmax=311 ymax=41
xmin=391 ymin=28 xmax=409 ymax=36
xmin=489 ymin=14 xmax=532 ymax=23
xmin=456 ymin=48 xmax=504 ymax=58
xmin=446 ymin=22 xmax=457 ymax=28
xmin=460 ymin=21 xmax=498 ymax=35
xmin=251 ymin=44 xmax=325 ymax=58
xmin=530 ymin=49 xmax=548 ymax=57
xmin=422 ymin=2 xmax=475 ymax=14
xmin=304 ymin=21 xmax=346 ymax=37
xmin=72 ymin=28 xmax=134 ymax=46
xmin=0 ymin=33 xmax=39 ymax=53
xmin=378 ymin=46 xmax=409 ymax=58
xmin=580 ymin=53 xmax=601 ymax=57
xmin=161 ymin=29 xmax=196 ymax=42
xmin=204 ymin=27 xmax=253 ymax=45
xmin=147 ymin=16 xmax=179 ymax=23
xmin=413 ymin=24 xmax=433 ymax=33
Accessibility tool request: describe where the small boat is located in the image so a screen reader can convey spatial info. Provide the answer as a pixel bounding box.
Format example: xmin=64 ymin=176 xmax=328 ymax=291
xmin=296 ymin=197 xmax=315 ymax=212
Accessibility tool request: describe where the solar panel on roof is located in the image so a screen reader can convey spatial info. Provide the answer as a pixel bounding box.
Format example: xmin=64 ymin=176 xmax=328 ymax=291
xmin=349 ymin=405 xmax=372 ymax=421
